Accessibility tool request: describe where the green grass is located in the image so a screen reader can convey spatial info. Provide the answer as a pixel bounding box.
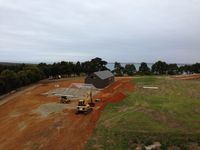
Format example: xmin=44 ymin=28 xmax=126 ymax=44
xmin=86 ymin=76 xmax=200 ymax=150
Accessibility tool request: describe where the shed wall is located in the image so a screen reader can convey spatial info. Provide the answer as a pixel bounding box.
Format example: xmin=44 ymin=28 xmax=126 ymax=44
xmin=85 ymin=73 xmax=114 ymax=88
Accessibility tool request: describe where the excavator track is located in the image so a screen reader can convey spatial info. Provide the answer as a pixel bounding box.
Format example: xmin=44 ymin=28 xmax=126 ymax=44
xmin=84 ymin=108 xmax=93 ymax=115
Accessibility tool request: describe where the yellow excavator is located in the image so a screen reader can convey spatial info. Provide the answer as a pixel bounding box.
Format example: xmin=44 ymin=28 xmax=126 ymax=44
xmin=76 ymin=90 xmax=95 ymax=114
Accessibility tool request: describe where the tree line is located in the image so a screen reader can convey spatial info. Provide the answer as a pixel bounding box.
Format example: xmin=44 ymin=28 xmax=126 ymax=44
xmin=0 ymin=57 xmax=107 ymax=95
xmin=0 ymin=58 xmax=199 ymax=95
xmin=113 ymin=61 xmax=200 ymax=76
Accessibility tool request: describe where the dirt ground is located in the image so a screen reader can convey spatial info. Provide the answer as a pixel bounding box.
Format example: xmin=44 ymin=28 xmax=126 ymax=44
xmin=172 ymin=73 xmax=200 ymax=80
xmin=0 ymin=77 xmax=134 ymax=150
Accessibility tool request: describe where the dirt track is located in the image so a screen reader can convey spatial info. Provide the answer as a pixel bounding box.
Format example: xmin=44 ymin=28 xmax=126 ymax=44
xmin=172 ymin=74 xmax=200 ymax=80
xmin=0 ymin=77 xmax=134 ymax=150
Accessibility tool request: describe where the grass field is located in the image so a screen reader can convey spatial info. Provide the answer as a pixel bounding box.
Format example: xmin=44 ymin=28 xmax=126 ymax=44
xmin=86 ymin=76 xmax=200 ymax=150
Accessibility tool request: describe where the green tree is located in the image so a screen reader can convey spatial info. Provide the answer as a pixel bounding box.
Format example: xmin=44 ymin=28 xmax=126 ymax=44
xmin=51 ymin=63 xmax=60 ymax=76
xmin=167 ymin=64 xmax=179 ymax=75
xmin=75 ymin=61 xmax=82 ymax=76
xmin=152 ymin=61 xmax=168 ymax=75
xmin=191 ymin=63 xmax=200 ymax=73
xmin=23 ymin=66 xmax=43 ymax=82
xmin=60 ymin=61 xmax=68 ymax=75
xmin=139 ymin=62 xmax=150 ymax=75
xmin=90 ymin=57 xmax=107 ymax=71
xmin=124 ymin=64 xmax=136 ymax=76
xmin=38 ymin=63 xmax=51 ymax=77
xmin=0 ymin=65 xmax=45 ymax=95
xmin=0 ymin=78 xmax=5 ymax=95
xmin=81 ymin=61 xmax=91 ymax=75
xmin=82 ymin=57 xmax=108 ymax=74
xmin=1 ymin=69 xmax=19 ymax=92
xmin=66 ymin=62 xmax=74 ymax=77
xmin=114 ymin=62 xmax=124 ymax=76
xmin=17 ymin=70 xmax=31 ymax=86
xmin=179 ymin=65 xmax=193 ymax=74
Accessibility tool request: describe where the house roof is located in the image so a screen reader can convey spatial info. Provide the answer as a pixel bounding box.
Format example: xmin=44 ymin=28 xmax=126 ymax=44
xmin=94 ymin=70 xmax=114 ymax=80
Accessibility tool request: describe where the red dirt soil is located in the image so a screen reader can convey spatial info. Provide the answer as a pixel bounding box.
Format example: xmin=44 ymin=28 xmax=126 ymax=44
xmin=0 ymin=77 xmax=134 ymax=150
xmin=172 ymin=74 xmax=200 ymax=80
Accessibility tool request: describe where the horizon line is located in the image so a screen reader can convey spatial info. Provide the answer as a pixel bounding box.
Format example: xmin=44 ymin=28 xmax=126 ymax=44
xmin=0 ymin=61 xmax=195 ymax=65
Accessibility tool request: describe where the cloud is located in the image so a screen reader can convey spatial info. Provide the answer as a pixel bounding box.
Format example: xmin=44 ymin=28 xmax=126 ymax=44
xmin=0 ymin=0 xmax=200 ymax=63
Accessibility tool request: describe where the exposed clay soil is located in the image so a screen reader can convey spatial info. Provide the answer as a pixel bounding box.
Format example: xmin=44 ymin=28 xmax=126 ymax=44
xmin=172 ymin=74 xmax=200 ymax=80
xmin=0 ymin=77 xmax=134 ymax=150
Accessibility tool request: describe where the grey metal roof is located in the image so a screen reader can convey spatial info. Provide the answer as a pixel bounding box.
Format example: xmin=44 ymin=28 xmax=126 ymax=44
xmin=94 ymin=70 xmax=114 ymax=80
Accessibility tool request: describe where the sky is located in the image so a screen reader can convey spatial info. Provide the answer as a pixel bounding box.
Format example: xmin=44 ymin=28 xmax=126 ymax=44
xmin=0 ymin=0 xmax=200 ymax=64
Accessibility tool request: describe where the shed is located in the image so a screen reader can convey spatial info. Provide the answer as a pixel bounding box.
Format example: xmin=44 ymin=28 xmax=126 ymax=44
xmin=85 ymin=70 xmax=114 ymax=89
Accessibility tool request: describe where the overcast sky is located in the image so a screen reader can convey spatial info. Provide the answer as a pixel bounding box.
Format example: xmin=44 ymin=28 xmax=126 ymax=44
xmin=0 ymin=0 xmax=200 ymax=63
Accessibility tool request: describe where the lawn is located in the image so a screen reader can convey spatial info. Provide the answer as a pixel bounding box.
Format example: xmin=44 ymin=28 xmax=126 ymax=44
xmin=86 ymin=76 xmax=200 ymax=150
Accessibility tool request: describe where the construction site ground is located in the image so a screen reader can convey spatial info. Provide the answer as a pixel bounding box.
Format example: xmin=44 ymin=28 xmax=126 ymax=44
xmin=0 ymin=77 xmax=134 ymax=150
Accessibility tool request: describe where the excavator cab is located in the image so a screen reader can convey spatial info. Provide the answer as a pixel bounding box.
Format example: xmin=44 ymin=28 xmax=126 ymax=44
xmin=78 ymin=100 xmax=85 ymax=106
xmin=76 ymin=99 xmax=93 ymax=114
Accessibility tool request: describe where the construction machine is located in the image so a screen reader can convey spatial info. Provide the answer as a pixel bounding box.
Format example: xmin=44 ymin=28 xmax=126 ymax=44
xmin=60 ymin=96 xmax=71 ymax=103
xmin=76 ymin=90 xmax=94 ymax=114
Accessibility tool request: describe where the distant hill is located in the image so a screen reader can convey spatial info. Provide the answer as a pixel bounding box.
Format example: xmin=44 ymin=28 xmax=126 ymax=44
xmin=0 ymin=62 xmax=35 ymax=65
xmin=0 ymin=62 xmax=22 ymax=65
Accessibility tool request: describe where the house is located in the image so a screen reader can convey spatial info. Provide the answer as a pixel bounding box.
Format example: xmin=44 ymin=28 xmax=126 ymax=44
xmin=85 ymin=70 xmax=114 ymax=88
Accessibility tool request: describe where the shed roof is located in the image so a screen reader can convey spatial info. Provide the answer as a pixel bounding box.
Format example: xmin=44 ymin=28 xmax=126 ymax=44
xmin=94 ymin=70 xmax=114 ymax=80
